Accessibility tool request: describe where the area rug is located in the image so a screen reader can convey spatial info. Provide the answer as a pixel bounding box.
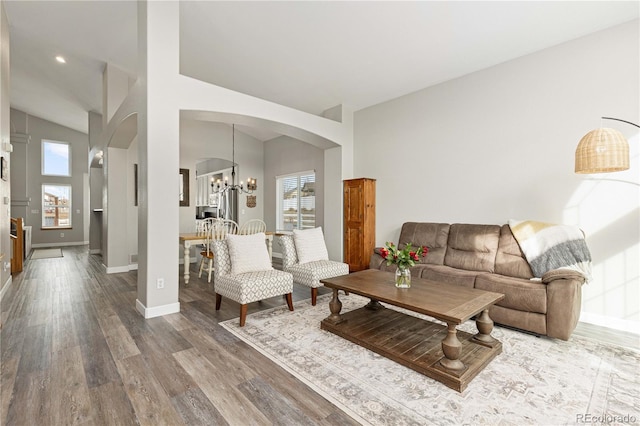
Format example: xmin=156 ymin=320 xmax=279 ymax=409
xmin=30 ymin=248 xmax=63 ymax=260
xmin=220 ymin=294 xmax=640 ymax=425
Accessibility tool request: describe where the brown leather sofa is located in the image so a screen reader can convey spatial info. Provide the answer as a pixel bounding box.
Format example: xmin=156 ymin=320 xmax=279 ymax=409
xmin=369 ymin=222 xmax=587 ymax=340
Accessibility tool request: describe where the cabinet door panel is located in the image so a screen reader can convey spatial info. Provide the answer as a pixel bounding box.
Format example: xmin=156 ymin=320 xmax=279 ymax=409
xmin=344 ymin=183 xmax=363 ymax=223
xmin=344 ymin=227 xmax=362 ymax=272
xmin=343 ymin=178 xmax=375 ymax=272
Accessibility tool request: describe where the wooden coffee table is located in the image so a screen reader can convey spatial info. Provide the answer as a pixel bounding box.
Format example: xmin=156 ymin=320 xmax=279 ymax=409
xmin=320 ymin=269 xmax=505 ymax=392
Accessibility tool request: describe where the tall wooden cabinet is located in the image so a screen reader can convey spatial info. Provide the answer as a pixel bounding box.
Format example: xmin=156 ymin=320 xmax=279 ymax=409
xmin=343 ymin=178 xmax=376 ymax=272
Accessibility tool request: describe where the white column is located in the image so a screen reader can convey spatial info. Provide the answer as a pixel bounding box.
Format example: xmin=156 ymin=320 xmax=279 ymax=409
xmin=105 ymin=147 xmax=129 ymax=271
xmin=136 ymin=1 xmax=180 ymax=317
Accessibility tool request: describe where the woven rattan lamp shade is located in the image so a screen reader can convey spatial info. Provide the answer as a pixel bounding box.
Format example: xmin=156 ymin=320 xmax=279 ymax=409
xmin=575 ymin=127 xmax=629 ymax=174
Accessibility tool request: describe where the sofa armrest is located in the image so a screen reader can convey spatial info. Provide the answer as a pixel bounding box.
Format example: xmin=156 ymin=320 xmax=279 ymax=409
xmin=542 ymin=269 xmax=586 ymax=284
xmin=544 ymin=271 xmax=585 ymax=340
xmin=369 ymin=248 xmax=387 ymax=270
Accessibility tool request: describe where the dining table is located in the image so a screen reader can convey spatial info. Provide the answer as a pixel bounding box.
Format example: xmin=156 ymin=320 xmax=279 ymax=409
xmin=179 ymin=231 xmax=275 ymax=285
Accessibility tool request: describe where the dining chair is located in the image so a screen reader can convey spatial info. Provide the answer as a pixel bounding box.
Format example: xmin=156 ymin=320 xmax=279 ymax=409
xmin=212 ymin=219 xmax=239 ymax=239
xmin=212 ymin=234 xmax=294 ymax=326
xmin=198 ymin=219 xmax=239 ymax=282
xmin=279 ymin=227 xmax=349 ymax=306
xmin=238 ymin=219 xmax=267 ymax=235
xmin=196 ymin=217 xmax=215 ymax=235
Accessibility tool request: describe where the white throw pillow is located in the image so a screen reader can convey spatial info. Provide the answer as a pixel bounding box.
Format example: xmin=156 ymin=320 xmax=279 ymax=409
xmin=226 ymin=232 xmax=273 ymax=275
xmin=293 ymin=227 xmax=329 ymax=264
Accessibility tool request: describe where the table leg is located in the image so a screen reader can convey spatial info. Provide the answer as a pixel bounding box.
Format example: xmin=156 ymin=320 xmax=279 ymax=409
xmin=326 ymin=288 xmax=343 ymax=324
xmin=440 ymin=322 xmax=465 ymax=371
xmin=183 ymin=241 xmax=191 ymax=286
xmin=474 ymin=309 xmax=496 ymax=344
xmin=365 ymin=299 xmax=383 ymax=310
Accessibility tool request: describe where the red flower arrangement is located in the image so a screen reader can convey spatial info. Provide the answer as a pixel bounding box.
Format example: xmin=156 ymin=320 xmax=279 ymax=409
xmin=380 ymin=242 xmax=428 ymax=270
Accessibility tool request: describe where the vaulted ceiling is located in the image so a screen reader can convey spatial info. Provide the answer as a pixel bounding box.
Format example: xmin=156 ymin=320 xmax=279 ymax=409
xmin=4 ymin=1 xmax=638 ymax=137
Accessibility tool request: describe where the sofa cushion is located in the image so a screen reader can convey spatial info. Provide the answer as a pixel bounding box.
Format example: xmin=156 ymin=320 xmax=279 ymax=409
xmin=293 ymin=227 xmax=329 ymax=264
xmin=286 ymin=260 xmax=349 ymax=289
xmin=398 ymin=222 xmax=450 ymax=265
xmin=226 ymin=233 xmax=273 ymax=275
xmin=215 ymin=269 xmax=293 ymax=305
xmin=495 ymin=224 xmax=534 ymax=279
xmin=419 ymin=265 xmax=479 ymax=288
xmin=475 ymin=273 xmax=547 ymax=314
xmin=444 ymin=224 xmax=500 ymax=272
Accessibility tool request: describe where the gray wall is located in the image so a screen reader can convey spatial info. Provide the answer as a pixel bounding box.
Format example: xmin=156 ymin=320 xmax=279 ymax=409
xmin=264 ymin=135 xmax=325 ymax=254
xmin=180 ymin=120 xmax=265 ymax=233
xmin=88 ymin=111 xmax=103 ymax=254
xmin=354 ymin=21 xmax=639 ymax=326
xmin=10 ymin=109 xmax=89 ymax=246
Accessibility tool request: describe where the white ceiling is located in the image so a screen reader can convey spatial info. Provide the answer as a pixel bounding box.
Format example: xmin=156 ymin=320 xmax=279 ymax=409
xmin=4 ymin=1 xmax=639 ymax=138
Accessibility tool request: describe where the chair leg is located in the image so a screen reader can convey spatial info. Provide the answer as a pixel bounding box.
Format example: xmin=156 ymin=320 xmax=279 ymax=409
xmin=285 ymin=293 xmax=294 ymax=311
xmin=198 ymin=257 xmax=204 ymax=278
xmin=215 ymin=294 xmax=222 ymax=310
xmin=311 ymin=288 xmax=318 ymax=306
xmin=207 ymin=258 xmax=213 ymax=283
xmin=239 ymin=304 xmax=248 ymax=327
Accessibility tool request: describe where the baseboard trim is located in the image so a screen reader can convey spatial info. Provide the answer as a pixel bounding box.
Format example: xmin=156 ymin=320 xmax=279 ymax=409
xmin=580 ymin=311 xmax=640 ymax=335
xmin=102 ymin=263 xmax=139 ymax=273
xmin=105 ymin=265 xmax=130 ymax=274
xmin=0 ymin=275 xmax=13 ymax=302
xmin=136 ymin=299 xmax=180 ymax=319
xmin=89 ymin=249 xmax=102 ymax=254
xmin=32 ymin=241 xmax=87 ymax=248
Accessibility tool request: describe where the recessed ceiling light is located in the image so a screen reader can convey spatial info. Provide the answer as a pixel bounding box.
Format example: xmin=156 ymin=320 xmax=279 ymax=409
xmin=55 ymin=56 xmax=66 ymax=64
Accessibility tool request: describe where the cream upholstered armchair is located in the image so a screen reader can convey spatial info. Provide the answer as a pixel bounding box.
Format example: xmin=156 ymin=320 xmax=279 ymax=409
xmin=212 ymin=233 xmax=294 ymax=326
xmin=198 ymin=219 xmax=239 ymax=283
xmin=279 ymin=227 xmax=349 ymax=306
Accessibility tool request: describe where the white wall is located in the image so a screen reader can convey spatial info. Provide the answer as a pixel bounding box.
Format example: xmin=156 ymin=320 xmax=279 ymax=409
xmin=354 ymin=21 xmax=639 ymax=328
xmin=0 ymin=2 xmax=11 ymax=293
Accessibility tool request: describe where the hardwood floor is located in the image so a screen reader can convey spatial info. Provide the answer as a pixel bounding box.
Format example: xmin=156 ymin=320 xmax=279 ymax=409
xmin=3 ymin=247 xmax=638 ymax=425
xmin=1 ymin=246 xmax=356 ymax=426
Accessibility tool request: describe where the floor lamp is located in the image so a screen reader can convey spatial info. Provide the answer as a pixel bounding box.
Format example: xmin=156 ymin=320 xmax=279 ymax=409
xmin=575 ymin=117 xmax=639 ymax=174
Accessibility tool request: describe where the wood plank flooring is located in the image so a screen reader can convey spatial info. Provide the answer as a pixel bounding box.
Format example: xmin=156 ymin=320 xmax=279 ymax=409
xmin=2 ymin=246 xmax=638 ymax=425
xmin=1 ymin=246 xmax=357 ymax=426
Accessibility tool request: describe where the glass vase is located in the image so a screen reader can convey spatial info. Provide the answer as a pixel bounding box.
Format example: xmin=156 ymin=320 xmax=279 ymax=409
xmin=395 ymin=267 xmax=411 ymax=288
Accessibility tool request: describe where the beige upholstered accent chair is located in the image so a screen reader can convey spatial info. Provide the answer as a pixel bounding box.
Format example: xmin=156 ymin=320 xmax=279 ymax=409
xmin=212 ymin=233 xmax=294 ymax=326
xmin=198 ymin=219 xmax=239 ymax=283
xmin=279 ymin=227 xmax=349 ymax=306
xmin=238 ymin=219 xmax=267 ymax=235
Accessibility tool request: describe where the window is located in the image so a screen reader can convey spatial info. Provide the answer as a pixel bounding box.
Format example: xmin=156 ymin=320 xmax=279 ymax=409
xmin=42 ymin=185 xmax=71 ymax=228
xmin=42 ymin=140 xmax=71 ymax=176
xmin=276 ymin=171 xmax=315 ymax=231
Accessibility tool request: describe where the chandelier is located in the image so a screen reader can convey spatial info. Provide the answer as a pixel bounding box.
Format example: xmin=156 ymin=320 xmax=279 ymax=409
xmin=211 ymin=124 xmax=255 ymax=194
